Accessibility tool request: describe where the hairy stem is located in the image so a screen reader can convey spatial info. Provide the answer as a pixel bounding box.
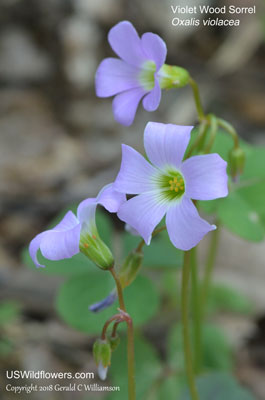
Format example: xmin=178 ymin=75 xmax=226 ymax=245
xmin=181 ymin=251 xmax=199 ymax=400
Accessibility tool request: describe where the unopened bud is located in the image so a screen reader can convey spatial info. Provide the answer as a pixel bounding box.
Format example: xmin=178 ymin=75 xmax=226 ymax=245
xmin=109 ymin=334 xmax=120 ymax=352
xmin=119 ymin=250 xmax=143 ymax=288
xmin=93 ymin=338 xmax=111 ymax=371
xmin=229 ymin=146 xmax=246 ymax=180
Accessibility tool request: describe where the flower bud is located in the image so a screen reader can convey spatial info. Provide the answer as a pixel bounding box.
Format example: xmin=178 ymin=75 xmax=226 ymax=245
xmin=159 ymin=64 xmax=190 ymax=90
xmin=93 ymin=338 xmax=111 ymax=370
xmin=119 ymin=250 xmax=143 ymax=288
xmin=229 ymin=146 xmax=246 ymax=180
xmin=109 ymin=334 xmax=120 ymax=352
xmin=80 ymin=232 xmax=114 ymax=270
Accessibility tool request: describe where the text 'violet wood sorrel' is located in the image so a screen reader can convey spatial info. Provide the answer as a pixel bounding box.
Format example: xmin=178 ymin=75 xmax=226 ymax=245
xmin=95 ymin=21 xmax=189 ymax=126
xmin=29 ymin=184 xmax=125 ymax=270
xmin=114 ymin=122 xmax=228 ymax=250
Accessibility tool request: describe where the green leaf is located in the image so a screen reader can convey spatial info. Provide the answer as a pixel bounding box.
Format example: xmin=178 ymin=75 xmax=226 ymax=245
xmin=22 ymin=249 xmax=97 ymax=277
xmin=237 ymin=182 xmax=265 ymax=219
xmin=56 ymin=272 xmax=159 ymax=334
xmin=22 ymin=209 xmax=113 ymax=277
xmin=168 ymin=323 xmax=233 ymax=372
xmin=0 ymin=301 xmax=20 ymax=326
xmin=123 ymin=228 xmax=183 ymax=269
xmin=207 ymin=284 xmax=253 ymax=315
xmin=241 ymin=147 xmax=265 ymax=181
xmin=157 ymin=376 xmax=185 ymax=399
xmin=179 ymin=372 xmax=256 ymax=400
xmin=217 ymin=191 xmax=265 ymax=241
xmin=0 ymin=338 xmax=14 ymax=356
xmin=107 ymin=335 xmax=161 ymax=400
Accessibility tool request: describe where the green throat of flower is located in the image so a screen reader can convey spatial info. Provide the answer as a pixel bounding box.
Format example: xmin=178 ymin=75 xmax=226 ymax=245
xmin=158 ymin=171 xmax=185 ymax=201
xmin=139 ymin=61 xmax=156 ymax=91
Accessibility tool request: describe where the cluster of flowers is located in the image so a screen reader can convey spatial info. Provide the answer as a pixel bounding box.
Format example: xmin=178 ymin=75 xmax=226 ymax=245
xmin=29 ymin=21 xmax=228 ymax=276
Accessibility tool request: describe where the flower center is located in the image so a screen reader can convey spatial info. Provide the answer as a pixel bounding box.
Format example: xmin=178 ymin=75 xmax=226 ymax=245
xmin=157 ymin=171 xmax=185 ymax=201
xmin=138 ymin=61 xmax=156 ymax=91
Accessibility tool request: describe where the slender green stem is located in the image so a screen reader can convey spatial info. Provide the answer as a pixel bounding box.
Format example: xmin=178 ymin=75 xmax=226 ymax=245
xmin=126 ymin=317 xmax=136 ymax=400
xmin=200 ymin=227 xmax=220 ymax=318
xmin=101 ymin=314 xmax=122 ymax=340
xmin=185 ymin=120 xmax=208 ymax=159
xmin=217 ymin=118 xmax=239 ymax=148
xmin=189 ymin=78 xmax=205 ymax=121
xmin=136 ymin=225 xmax=166 ymax=252
xmin=110 ymin=268 xmax=135 ymax=400
xmin=181 ymin=251 xmax=199 ymax=400
xmin=190 ymin=247 xmax=202 ymax=374
xmin=204 ymin=114 xmax=217 ymax=154
xmin=110 ymin=267 xmax=126 ymax=311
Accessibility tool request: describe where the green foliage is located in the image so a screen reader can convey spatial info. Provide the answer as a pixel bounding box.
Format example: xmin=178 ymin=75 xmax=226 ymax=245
xmin=217 ymin=192 xmax=265 ymax=241
xmin=179 ymin=372 xmax=256 ymax=400
xmin=199 ymin=132 xmax=265 ymax=242
xmin=157 ymin=376 xmax=185 ymax=399
xmin=107 ymin=335 xmax=161 ymax=400
xmin=207 ymin=283 xmax=253 ymax=315
xmin=56 ymin=272 xmax=159 ymax=334
xmin=168 ymin=323 xmax=233 ymax=372
xmin=123 ymin=228 xmax=183 ymax=269
xmin=0 ymin=301 xmax=20 ymax=326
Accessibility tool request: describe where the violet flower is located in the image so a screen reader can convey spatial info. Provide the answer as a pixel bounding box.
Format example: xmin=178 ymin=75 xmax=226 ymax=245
xmin=29 ymin=184 xmax=125 ymax=269
xmin=95 ymin=21 xmax=167 ymax=126
xmin=114 ymin=122 xmax=228 ymax=250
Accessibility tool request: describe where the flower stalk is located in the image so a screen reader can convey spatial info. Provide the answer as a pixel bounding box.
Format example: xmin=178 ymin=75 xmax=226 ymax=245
xmin=181 ymin=251 xmax=199 ymax=400
xmin=110 ymin=267 xmax=136 ymax=400
xmin=189 ymin=77 xmax=206 ymax=122
xmin=190 ymin=247 xmax=202 ymax=374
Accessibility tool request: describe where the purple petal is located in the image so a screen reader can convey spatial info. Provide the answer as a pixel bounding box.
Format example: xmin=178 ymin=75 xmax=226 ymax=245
xmin=166 ymin=196 xmax=216 ymax=250
xmin=97 ymin=183 xmax=126 ymax=212
xmin=142 ymin=78 xmax=161 ymax=111
xmin=29 ymin=232 xmax=47 ymax=268
xmin=95 ymin=58 xmax=139 ymax=98
xmin=29 ymin=211 xmax=81 ymax=267
xmin=52 ymin=210 xmax=80 ymax=231
xmin=40 ymin=225 xmax=81 ymax=261
xmin=77 ymin=198 xmax=97 ymax=227
xmin=98 ymin=362 xmax=108 ymax=381
xmin=117 ymin=192 xmax=168 ymax=245
xmin=89 ymin=290 xmax=117 ymax=313
xmin=112 ymin=87 xmax=145 ymax=126
xmin=144 ymin=122 xmax=193 ymax=168
xmin=108 ymin=21 xmax=146 ymax=67
xmin=181 ymin=154 xmax=228 ymax=200
xmin=114 ymin=144 xmax=157 ymax=194
xmin=141 ymin=32 xmax=167 ymax=70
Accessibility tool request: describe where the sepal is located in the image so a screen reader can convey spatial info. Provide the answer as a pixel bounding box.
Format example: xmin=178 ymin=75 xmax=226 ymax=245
xmin=159 ymin=64 xmax=190 ymax=89
xmin=80 ymin=231 xmax=114 ymax=270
